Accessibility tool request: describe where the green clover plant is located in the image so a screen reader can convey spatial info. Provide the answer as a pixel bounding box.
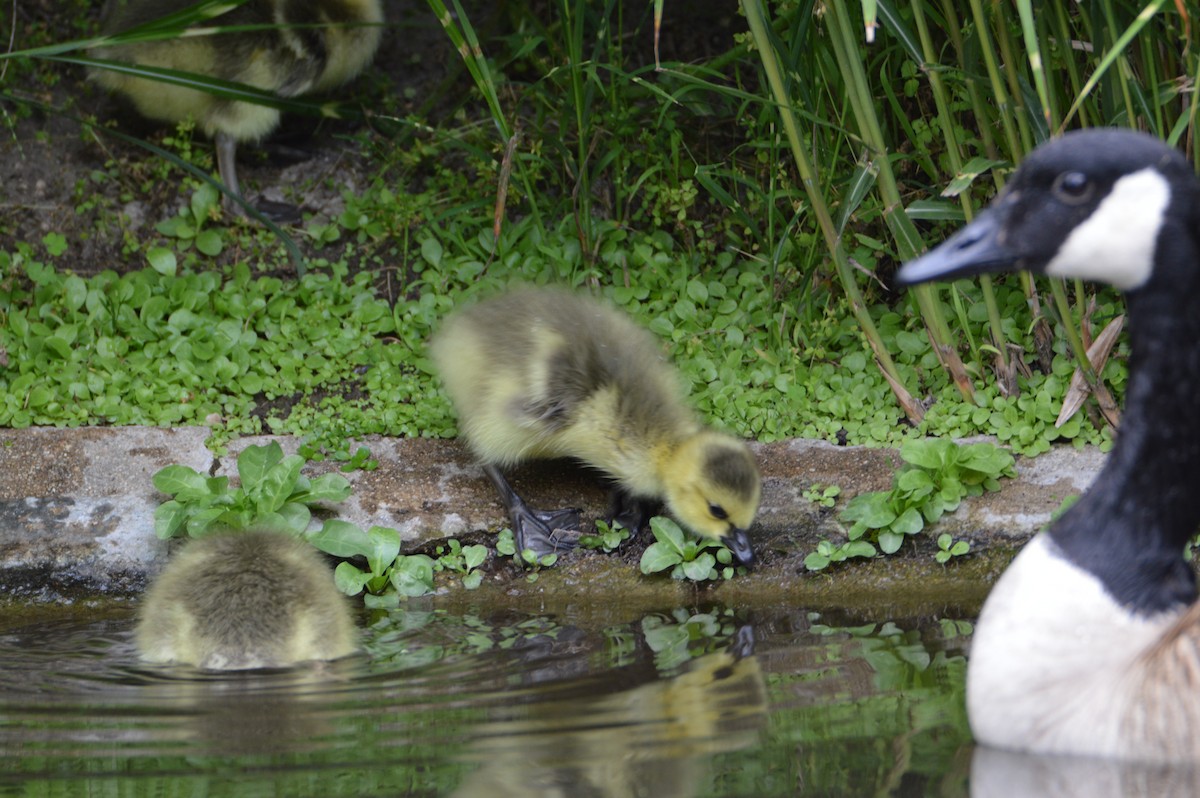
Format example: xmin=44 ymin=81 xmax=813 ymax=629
xmin=152 ymin=441 xmax=351 ymax=539
xmin=639 ymin=517 xmax=742 ymax=582
xmin=805 ymin=439 xmax=1014 ymax=571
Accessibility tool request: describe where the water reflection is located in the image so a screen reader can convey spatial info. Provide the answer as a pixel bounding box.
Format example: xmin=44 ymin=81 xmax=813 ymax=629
xmin=0 ymin=606 xmax=972 ymax=796
xmin=452 ymin=628 xmax=765 ymax=797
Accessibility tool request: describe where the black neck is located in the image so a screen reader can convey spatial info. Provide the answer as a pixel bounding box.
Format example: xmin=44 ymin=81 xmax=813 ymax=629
xmin=1049 ymin=214 xmax=1200 ymax=614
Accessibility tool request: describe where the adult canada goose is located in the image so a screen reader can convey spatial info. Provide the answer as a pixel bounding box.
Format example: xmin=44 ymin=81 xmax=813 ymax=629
xmin=895 ymin=128 xmax=1200 ymax=762
xmin=430 ymin=286 xmax=761 ymax=564
xmin=90 ymin=0 xmax=383 ymax=217
xmin=135 ymin=529 xmax=359 ymax=670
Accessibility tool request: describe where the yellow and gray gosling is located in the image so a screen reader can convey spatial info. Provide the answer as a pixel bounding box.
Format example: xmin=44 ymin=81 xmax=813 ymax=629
xmin=135 ymin=529 xmax=358 ymax=670
xmin=430 ymin=286 xmax=761 ymax=564
xmin=896 ymin=129 xmax=1200 ymax=762
xmin=90 ymin=0 xmax=383 ymax=216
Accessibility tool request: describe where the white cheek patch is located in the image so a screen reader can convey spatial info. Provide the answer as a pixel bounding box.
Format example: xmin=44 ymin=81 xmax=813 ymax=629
xmin=1045 ymin=168 xmax=1170 ymax=290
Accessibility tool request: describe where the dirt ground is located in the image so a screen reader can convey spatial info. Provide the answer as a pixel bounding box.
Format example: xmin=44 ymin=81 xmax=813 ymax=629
xmin=0 ymin=1 xmax=746 ymax=277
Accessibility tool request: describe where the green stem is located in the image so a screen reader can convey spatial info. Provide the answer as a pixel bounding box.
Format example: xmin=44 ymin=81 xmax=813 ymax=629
xmin=740 ymin=0 xmax=921 ymax=419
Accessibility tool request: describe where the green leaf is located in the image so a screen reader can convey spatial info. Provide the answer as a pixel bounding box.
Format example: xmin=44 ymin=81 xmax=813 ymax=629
xmin=391 ymin=555 xmax=435 ymax=597
xmin=153 ymin=500 xmax=189 ymax=539
xmin=367 ymin=526 xmax=402 ymax=576
xmin=496 ymin=529 xmax=517 ymax=556
xmin=63 ymin=275 xmax=86 ymax=310
xmin=681 ymin=552 xmax=716 ymax=581
xmin=941 ymin=157 xmax=1008 ymax=198
xmin=195 ymin=229 xmax=223 ymax=257
xmin=878 ymin=531 xmax=905 ymax=554
xmin=804 ymin=551 xmax=831 ymax=571
xmin=640 ymin=542 xmax=682 ymax=574
xmin=840 ymin=491 xmax=896 ymax=528
xmin=185 ymin=506 xmax=227 ymax=537
xmin=958 ymin=444 xmax=1015 ymax=476
xmin=420 ymin=237 xmax=443 ymax=267
xmin=896 ymin=468 xmax=934 ymax=492
xmin=156 ymin=213 xmax=193 ymax=237
xmin=308 ymin=519 xmax=371 ymax=558
xmin=190 ymin=182 xmax=220 ymax=222
xmin=462 ymin=571 xmax=483 ymax=590
xmin=42 ymin=232 xmax=68 ymax=256
xmin=146 ymin=247 xmax=177 ymax=276
xmin=297 ymin=472 xmax=352 ymax=504
xmin=334 ymin=561 xmax=372 ymax=595
xmin=275 ymin=501 xmax=311 ymax=533
xmin=891 ymin=507 xmax=924 ymax=535
xmin=899 ymin=439 xmax=948 ymax=470
xmin=462 ymin=544 xmax=487 ymax=571
xmin=253 ymin=454 xmax=304 ymax=515
xmin=152 ymin=464 xmax=212 ymax=500
xmin=844 ymin=540 xmax=877 ymax=559
xmin=648 ymin=516 xmax=687 ymax=553
xmin=237 ymin=443 xmax=284 ymax=491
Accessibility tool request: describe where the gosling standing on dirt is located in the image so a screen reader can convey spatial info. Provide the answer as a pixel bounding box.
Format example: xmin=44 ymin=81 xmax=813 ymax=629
xmin=90 ymin=0 xmax=384 ymax=216
xmin=135 ymin=529 xmax=358 ymax=670
xmin=430 ymin=286 xmax=761 ymax=564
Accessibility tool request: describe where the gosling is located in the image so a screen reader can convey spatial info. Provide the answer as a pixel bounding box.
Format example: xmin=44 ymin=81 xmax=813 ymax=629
xmin=135 ymin=529 xmax=359 ymax=670
xmin=430 ymin=286 xmax=760 ymax=564
xmin=90 ymin=0 xmax=384 ymax=216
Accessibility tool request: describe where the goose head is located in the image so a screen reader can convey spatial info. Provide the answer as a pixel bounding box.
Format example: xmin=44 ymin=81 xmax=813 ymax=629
xmin=896 ymin=129 xmax=1198 ymax=294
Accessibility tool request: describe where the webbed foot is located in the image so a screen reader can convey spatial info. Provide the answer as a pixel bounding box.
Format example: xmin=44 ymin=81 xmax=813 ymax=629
xmin=511 ymin=504 xmax=581 ymax=559
xmin=484 ymin=464 xmax=579 ymax=560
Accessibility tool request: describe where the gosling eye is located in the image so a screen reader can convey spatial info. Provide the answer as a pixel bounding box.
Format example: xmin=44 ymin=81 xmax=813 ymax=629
xmin=1051 ymin=171 xmax=1094 ymax=205
xmin=708 ymin=502 xmax=729 ymax=521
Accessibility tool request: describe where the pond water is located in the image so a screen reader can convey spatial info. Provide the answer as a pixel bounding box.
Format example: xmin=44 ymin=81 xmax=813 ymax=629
xmin=0 ymin=598 xmax=1165 ymax=798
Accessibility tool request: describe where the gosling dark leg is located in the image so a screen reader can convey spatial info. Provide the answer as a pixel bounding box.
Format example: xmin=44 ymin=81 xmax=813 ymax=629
xmin=607 ymin=486 xmax=661 ymax=536
xmin=215 ymin=132 xmax=302 ymax=223
xmin=483 ymin=464 xmax=579 ymax=558
xmin=215 ymin=132 xmax=247 ymax=218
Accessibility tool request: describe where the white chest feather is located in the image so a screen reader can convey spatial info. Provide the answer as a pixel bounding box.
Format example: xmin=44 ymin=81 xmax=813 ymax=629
xmin=967 ymin=535 xmax=1189 ymax=760
xmin=1045 ymin=168 xmax=1169 ymax=290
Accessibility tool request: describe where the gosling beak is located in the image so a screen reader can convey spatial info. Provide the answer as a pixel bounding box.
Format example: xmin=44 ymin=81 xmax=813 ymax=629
xmin=727 ymin=527 xmax=754 ymax=567
xmin=893 ymin=207 xmax=1018 ymax=287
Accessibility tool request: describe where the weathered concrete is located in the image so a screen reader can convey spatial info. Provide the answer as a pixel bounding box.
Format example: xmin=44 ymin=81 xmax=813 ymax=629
xmin=0 ymin=426 xmax=1106 ymax=601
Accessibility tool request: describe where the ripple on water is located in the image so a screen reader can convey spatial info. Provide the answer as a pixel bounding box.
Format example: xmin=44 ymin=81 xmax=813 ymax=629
xmin=0 ymin=605 xmax=975 ymax=797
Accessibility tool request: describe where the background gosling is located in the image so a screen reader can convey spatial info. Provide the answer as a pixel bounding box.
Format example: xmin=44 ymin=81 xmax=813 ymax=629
xmin=90 ymin=0 xmax=384 ymax=216
xmin=430 ymin=285 xmax=761 ymax=564
xmin=135 ymin=529 xmax=359 ymax=670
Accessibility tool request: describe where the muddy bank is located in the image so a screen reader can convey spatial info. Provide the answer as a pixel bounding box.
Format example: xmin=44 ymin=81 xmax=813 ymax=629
xmin=0 ymin=426 xmax=1103 ymax=607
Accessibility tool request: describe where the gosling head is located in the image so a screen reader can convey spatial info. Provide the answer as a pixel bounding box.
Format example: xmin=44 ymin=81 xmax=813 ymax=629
xmin=663 ymin=432 xmax=761 ymax=565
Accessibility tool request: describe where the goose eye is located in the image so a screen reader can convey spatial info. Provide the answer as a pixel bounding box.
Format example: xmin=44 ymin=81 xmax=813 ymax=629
xmin=1052 ymin=171 xmax=1094 ymax=205
xmin=708 ymin=503 xmax=729 ymax=521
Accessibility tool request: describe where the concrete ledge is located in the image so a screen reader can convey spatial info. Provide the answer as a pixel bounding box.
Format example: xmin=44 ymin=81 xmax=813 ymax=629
xmin=0 ymin=427 xmax=1105 ymax=600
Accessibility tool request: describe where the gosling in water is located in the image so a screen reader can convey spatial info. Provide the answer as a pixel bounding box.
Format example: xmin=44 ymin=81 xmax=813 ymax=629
xmin=135 ymin=529 xmax=358 ymax=670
